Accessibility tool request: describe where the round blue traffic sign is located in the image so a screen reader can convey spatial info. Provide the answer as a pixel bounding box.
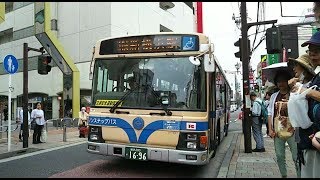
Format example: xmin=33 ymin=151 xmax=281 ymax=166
xmin=3 ymin=55 xmax=18 ymax=74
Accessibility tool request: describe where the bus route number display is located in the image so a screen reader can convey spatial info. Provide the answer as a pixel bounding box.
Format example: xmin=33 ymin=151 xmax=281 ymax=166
xmin=99 ymin=35 xmax=199 ymax=54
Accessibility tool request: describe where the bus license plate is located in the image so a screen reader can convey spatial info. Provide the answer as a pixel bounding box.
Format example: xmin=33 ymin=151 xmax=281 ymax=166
xmin=125 ymin=147 xmax=148 ymax=161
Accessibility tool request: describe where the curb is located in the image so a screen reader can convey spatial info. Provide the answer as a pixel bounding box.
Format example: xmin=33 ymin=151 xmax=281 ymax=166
xmin=0 ymin=141 xmax=87 ymax=164
xmin=217 ymin=132 xmax=240 ymax=178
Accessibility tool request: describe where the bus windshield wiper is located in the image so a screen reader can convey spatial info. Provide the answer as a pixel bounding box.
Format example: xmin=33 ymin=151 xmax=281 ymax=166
xmin=161 ymin=107 xmax=172 ymax=116
xmin=143 ymin=84 xmax=172 ymax=116
xmin=109 ymin=89 xmax=134 ymax=113
xmin=110 ymin=84 xmax=172 ymax=116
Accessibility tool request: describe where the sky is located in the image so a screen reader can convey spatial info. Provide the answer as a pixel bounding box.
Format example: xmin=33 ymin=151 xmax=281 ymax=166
xmin=202 ymin=2 xmax=314 ymax=95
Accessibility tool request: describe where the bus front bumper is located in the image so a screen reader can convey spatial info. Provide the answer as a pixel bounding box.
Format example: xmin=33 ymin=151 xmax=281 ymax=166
xmin=87 ymin=142 xmax=209 ymax=165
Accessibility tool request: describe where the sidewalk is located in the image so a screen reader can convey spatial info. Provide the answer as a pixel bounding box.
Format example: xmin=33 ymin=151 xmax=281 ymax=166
xmin=218 ymin=130 xmax=298 ymax=178
xmin=0 ymin=122 xmax=87 ymax=157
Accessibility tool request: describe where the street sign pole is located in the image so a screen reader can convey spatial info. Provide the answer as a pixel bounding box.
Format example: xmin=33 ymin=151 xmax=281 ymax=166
xmin=3 ymin=55 xmax=18 ymax=152
xmin=8 ymin=74 xmax=11 ymax=152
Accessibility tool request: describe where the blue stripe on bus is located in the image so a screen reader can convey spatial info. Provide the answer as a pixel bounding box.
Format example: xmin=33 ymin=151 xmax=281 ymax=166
xmin=180 ymin=121 xmax=208 ymax=131
xmin=89 ymin=116 xmax=208 ymax=144
xmin=88 ymin=116 xmax=137 ymax=143
xmin=138 ymin=120 xmax=208 ymax=144
xmin=138 ymin=120 xmax=164 ymax=144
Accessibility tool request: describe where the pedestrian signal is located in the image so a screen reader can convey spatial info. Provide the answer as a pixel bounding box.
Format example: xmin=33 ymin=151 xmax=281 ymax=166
xmin=38 ymin=55 xmax=52 ymax=75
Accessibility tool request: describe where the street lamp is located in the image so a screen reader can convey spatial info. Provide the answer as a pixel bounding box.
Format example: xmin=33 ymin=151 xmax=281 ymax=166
xmin=235 ymin=62 xmax=241 ymax=73
xmin=235 ymin=62 xmax=241 ymax=108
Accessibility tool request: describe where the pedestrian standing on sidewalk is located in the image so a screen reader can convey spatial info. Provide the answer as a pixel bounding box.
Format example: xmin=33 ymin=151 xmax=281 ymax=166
xmin=78 ymin=107 xmax=88 ymax=127
xmin=287 ymin=54 xmax=315 ymax=145
xmin=263 ymin=91 xmax=272 ymax=138
xmin=288 ymin=31 xmax=320 ymax=178
xmin=18 ymin=107 xmax=31 ymax=142
xmin=31 ymin=102 xmax=46 ymax=144
xmin=267 ymin=70 xmax=300 ymax=178
xmin=250 ymin=92 xmax=265 ymax=152
xmin=3 ymin=105 xmax=8 ymax=121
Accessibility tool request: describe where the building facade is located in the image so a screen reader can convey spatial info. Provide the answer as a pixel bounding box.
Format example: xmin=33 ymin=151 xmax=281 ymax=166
xmin=0 ymin=2 xmax=195 ymax=120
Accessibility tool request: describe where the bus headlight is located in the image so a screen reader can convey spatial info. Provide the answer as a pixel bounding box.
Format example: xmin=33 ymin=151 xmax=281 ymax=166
xmin=187 ymin=142 xmax=197 ymax=149
xmin=88 ymin=126 xmax=104 ymax=143
xmin=186 ymin=134 xmax=197 ymax=141
xmin=91 ymin=127 xmax=99 ymax=132
xmin=90 ymin=134 xmax=98 ymax=141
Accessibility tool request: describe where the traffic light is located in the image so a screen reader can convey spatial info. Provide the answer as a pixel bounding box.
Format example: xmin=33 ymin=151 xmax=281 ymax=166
xmin=266 ymin=26 xmax=282 ymax=54
xmin=38 ymin=55 xmax=52 ymax=75
xmin=234 ymin=39 xmax=241 ymax=58
xmin=234 ymin=38 xmax=251 ymax=60
xmin=254 ymin=84 xmax=259 ymax=92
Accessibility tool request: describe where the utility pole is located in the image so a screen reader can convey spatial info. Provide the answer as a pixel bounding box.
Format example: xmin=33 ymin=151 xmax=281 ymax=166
xmin=23 ymin=43 xmax=28 ymax=148
xmin=23 ymin=43 xmax=44 ymax=148
xmin=240 ymin=2 xmax=252 ymax=153
xmin=240 ymin=2 xmax=277 ymax=153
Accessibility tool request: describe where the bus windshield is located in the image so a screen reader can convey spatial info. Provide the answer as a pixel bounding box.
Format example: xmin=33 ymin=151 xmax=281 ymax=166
xmin=92 ymin=57 xmax=206 ymax=111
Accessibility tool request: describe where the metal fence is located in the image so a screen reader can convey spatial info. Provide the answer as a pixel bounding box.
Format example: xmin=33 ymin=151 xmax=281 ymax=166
xmin=0 ymin=118 xmax=81 ymax=142
xmin=0 ymin=123 xmax=19 ymax=133
xmin=45 ymin=118 xmax=80 ymax=142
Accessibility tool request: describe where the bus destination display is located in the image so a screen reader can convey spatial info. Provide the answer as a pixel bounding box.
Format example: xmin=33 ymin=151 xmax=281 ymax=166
xmin=99 ymin=35 xmax=199 ymax=55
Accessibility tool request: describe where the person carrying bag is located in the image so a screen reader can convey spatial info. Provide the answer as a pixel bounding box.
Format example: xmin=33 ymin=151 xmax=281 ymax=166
xmin=274 ymin=101 xmax=294 ymax=140
xmin=288 ymin=83 xmax=316 ymax=129
xmin=267 ymin=70 xmax=300 ymax=178
xmin=30 ymin=117 xmax=36 ymax=130
xmin=40 ymin=121 xmax=47 ymax=142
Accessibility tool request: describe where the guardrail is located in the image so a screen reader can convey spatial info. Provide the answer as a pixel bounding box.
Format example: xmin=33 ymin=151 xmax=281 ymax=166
xmin=45 ymin=118 xmax=79 ymax=131
xmin=0 ymin=123 xmax=19 ymax=133
xmin=0 ymin=122 xmax=19 ymax=142
xmin=0 ymin=117 xmax=82 ymax=142
xmin=45 ymin=118 xmax=80 ymax=142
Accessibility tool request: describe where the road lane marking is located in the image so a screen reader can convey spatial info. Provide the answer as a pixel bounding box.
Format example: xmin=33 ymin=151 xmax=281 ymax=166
xmin=0 ymin=141 xmax=87 ymax=164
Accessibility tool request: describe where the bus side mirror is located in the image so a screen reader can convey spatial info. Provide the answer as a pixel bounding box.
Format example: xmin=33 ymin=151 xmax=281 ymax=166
xmin=189 ymin=56 xmax=200 ymax=66
xmin=204 ymin=44 xmax=215 ymax=72
xmin=189 ymin=43 xmax=215 ymax=72
xmin=204 ymin=54 xmax=215 ymax=72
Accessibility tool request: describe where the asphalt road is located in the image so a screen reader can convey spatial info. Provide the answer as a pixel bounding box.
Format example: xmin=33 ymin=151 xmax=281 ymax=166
xmin=0 ymin=110 xmax=242 ymax=178
xmin=229 ymin=108 xmax=242 ymax=133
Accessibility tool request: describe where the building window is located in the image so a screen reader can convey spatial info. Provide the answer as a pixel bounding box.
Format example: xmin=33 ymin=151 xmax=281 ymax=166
xmin=0 ymin=28 xmax=13 ymax=45
xmin=184 ymin=2 xmax=193 ymax=9
xmin=5 ymin=2 xmax=13 ymax=13
xmin=160 ymin=24 xmax=172 ymax=32
xmin=159 ymin=2 xmax=175 ymax=11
